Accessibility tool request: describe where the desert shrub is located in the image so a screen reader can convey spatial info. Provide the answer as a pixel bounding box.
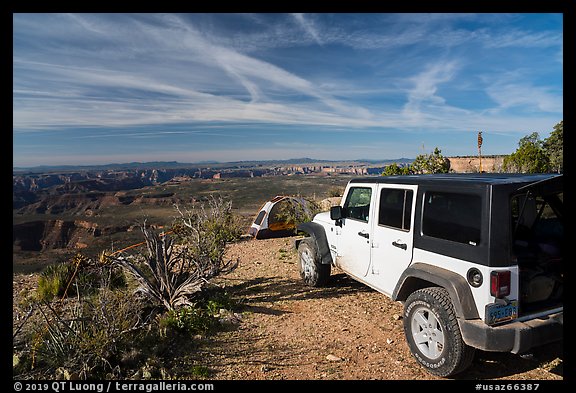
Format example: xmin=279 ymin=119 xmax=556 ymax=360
xmin=158 ymin=288 xmax=237 ymax=336
xmin=159 ymin=306 xmax=216 ymax=336
xmin=328 ymin=186 xmax=345 ymax=197
xmin=37 ymin=263 xmax=74 ymax=301
xmin=203 ymin=290 xmax=236 ymax=316
xmin=26 ymin=287 xmax=148 ymax=379
xmin=112 ymin=197 xmax=240 ymax=312
xmin=189 ymin=364 xmax=210 ymax=378
xmin=36 ymin=254 xmax=126 ymax=302
xmin=174 ymin=195 xmax=243 ymax=266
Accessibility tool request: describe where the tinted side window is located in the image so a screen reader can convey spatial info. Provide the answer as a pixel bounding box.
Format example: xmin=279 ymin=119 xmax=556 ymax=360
xmin=422 ymin=192 xmax=481 ymax=245
xmin=379 ymin=188 xmax=413 ymax=231
xmin=343 ymin=187 xmax=372 ymax=222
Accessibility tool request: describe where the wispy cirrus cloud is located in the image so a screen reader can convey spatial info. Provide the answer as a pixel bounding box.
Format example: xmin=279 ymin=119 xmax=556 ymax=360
xmin=402 ymin=61 xmax=461 ymax=120
xmin=13 ymin=13 xmax=379 ymax=131
xmin=13 ymin=13 xmax=563 ymax=166
xmin=291 ymin=13 xmax=323 ymax=45
xmin=486 ymin=82 xmax=562 ymax=113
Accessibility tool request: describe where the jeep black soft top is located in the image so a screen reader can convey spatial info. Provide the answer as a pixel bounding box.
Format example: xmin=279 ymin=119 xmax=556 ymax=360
xmin=347 ymin=173 xmax=562 ymax=268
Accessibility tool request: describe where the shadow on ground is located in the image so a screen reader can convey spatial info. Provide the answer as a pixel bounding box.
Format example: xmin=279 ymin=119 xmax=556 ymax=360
xmin=222 ymin=272 xmax=371 ymax=315
xmin=455 ymin=340 xmax=563 ymax=380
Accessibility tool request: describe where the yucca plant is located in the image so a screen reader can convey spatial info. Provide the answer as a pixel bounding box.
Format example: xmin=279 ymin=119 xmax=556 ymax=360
xmin=113 ymin=218 xmax=238 ymax=312
xmin=29 ymin=286 xmax=145 ymax=379
xmin=113 ymin=228 xmax=199 ymax=311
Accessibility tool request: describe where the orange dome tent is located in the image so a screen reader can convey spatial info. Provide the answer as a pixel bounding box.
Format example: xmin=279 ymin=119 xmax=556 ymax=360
xmin=248 ymin=195 xmax=314 ymax=239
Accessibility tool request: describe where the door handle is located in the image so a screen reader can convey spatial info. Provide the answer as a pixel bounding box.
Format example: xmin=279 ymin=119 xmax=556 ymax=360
xmin=392 ymin=241 xmax=407 ymax=250
xmin=358 ymin=231 xmax=370 ymax=239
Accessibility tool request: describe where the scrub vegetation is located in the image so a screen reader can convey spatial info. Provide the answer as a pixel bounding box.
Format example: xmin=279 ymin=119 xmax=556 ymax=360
xmin=13 ymin=199 xmax=242 ymax=380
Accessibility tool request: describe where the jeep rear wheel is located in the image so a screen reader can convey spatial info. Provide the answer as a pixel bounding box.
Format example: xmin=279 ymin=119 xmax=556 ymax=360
xmin=298 ymin=238 xmax=330 ymax=287
xmin=403 ymin=287 xmax=475 ymax=377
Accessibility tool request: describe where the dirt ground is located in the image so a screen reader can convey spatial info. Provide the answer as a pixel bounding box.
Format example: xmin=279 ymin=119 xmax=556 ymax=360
xmin=205 ymin=237 xmax=563 ymax=380
xmin=12 ymin=237 xmax=563 ymax=381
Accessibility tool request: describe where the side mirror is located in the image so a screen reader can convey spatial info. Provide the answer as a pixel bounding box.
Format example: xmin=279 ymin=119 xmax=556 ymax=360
xmin=330 ymin=205 xmax=343 ymax=221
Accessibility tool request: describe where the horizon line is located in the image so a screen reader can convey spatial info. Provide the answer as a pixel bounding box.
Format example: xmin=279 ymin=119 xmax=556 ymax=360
xmin=13 ymin=155 xmax=510 ymax=171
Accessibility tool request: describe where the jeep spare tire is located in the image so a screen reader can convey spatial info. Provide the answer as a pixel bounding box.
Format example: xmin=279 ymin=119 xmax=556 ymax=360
xmin=298 ymin=238 xmax=330 ymax=287
xmin=403 ymin=287 xmax=475 ymax=377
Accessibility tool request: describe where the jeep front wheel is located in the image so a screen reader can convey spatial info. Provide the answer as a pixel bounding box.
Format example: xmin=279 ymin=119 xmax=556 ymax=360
xmin=403 ymin=287 xmax=475 ymax=377
xmin=298 ymin=238 xmax=330 ymax=287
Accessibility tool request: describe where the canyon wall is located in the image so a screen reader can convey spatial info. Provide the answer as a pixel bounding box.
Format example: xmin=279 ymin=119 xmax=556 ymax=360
xmin=447 ymin=156 xmax=505 ymax=173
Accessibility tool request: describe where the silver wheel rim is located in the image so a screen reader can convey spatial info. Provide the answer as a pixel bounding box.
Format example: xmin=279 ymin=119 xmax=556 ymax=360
xmin=410 ymin=306 xmax=445 ymax=360
xmin=300 ymin=248 xmax=314 ymax=279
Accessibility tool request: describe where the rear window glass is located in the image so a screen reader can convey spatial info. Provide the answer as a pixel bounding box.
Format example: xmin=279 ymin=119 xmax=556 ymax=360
xmin=422 ymin=191 xmax=481 ymax=245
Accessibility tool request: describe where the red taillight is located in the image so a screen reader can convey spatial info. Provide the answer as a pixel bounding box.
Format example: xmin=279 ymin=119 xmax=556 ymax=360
xmin=490 ymin=270 xmax=511 ymax=298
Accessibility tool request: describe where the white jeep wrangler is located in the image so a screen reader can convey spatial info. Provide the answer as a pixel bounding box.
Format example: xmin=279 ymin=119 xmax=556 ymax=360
xmin=295 ymin=173 xmax=563 ymax=377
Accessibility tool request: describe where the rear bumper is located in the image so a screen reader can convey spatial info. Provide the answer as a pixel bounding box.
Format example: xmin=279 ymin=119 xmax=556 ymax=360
xmin=459 ymin=311 xmax=563 ymax=353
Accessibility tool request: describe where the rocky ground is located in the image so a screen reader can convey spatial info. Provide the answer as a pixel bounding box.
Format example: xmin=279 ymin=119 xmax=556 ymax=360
xmin=13 ymin=237 xmax=563 ymax=381
xmin=201 ymin=237 xmax=563 ymax=380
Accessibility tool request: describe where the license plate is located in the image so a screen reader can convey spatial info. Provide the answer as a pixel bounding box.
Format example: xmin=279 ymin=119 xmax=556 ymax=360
xmin=485 ymin=301 xmax=518 ymax=325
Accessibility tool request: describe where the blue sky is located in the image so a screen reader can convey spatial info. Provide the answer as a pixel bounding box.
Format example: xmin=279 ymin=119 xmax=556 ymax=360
xmin=13 ymin=13 xmax=563 ymax=167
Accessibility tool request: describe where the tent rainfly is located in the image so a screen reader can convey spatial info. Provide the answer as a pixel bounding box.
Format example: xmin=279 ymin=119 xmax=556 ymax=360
xmin=248 ymin=195 xmax=313 ymax=239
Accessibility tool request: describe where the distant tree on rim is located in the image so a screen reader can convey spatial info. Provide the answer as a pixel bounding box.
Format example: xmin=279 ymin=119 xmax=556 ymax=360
xmin=544 ymin=121 xmax=563 ymax=174
xmin=502 ymin=132 xmax=551 ymax=173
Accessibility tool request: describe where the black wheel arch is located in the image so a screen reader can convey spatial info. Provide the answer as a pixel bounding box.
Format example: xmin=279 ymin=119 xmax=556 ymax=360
xmin=295 ymin=222 xmax=333 ymax=265
xmin=393 ymin=262 xmax=479 ymax=320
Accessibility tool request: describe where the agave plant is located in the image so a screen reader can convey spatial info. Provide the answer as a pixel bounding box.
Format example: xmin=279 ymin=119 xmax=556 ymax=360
xmin=114 ymin=217 xmax=238 ymax=312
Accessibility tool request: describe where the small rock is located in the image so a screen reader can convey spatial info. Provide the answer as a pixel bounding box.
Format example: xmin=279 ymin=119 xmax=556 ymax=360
xmin=392 ymin=314 xmax=402 ymax=320
xmin=261 ymin=365 xmax=272 ymax=372
xmin=386 ymin=338 xmax=394 ymax=344
xmin=218 ymin=309 xmax=242 ymax=325
xmin=326 ymin=354 xmax=342 ymax=362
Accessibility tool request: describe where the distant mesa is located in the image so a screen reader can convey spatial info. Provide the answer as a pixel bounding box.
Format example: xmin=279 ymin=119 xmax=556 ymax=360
xmin=13 ymin=157 xmax=413 ymax=173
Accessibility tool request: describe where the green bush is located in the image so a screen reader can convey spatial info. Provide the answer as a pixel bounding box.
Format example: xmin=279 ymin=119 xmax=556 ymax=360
xmin=158 ymin=290 xmax=236 ymax=336
xmin=37 ymin=263 xmax=74 ymax=301
xmin=204 ymin=291 xmax=235 ymax=316
xmin=190 ymin=364 xmax=210 ymax=378
xmin=160 ymin=306 xmax=217 ymax=336
xmin=37 ymin=254 xmax=127 ymax=302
